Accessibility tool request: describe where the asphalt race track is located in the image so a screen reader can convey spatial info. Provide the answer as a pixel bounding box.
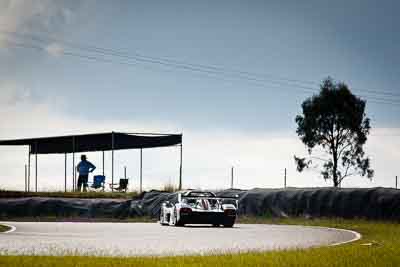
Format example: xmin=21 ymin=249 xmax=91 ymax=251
xmin=0 ymin=222 xmax=360 ymax=256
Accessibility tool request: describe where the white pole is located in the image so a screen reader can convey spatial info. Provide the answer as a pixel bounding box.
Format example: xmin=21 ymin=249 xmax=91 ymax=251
xmin=179 ymin=144 xmax=182 ymax=190
xmin=140 ymin=148 xmax=143 ymax=193
xmin=111 ymin=132 xmax=115 ymax=192
xmin=24 ymin=164 xmax=27 ymax=192
xmin=28 ymin=148 xmax=30 ymax=192
xmin=72 ymin=137 xmax=75 ymax=192
xmin=102 ymin=151 xmax=105 ymax=176
xmin=64 ymin=153 xmax=67 ymax=192
xmin=35 ymin=142 xmax=38 ymax=192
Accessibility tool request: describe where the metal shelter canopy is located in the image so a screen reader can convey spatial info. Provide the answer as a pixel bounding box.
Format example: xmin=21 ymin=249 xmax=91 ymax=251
xmin=0 ymin=132 xmax=182 ymax=154
xmin=0 ymin=132 xmax=183 ymax=193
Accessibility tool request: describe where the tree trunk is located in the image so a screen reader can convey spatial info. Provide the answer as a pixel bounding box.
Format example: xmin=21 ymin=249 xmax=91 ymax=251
xmin=333 ymin=175 xmax=339 ymax=187
xmin=333 ymin=150 xmax=339 ymax=188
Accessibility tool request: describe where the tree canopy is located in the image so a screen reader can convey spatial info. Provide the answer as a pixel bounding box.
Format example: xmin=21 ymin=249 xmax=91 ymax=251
xmin=295 ymin=78 xmax=373 ymax=187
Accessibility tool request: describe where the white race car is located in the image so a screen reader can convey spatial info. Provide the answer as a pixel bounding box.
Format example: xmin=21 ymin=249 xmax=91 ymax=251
xmin=159 ymin=190 xmax=238 ymax=227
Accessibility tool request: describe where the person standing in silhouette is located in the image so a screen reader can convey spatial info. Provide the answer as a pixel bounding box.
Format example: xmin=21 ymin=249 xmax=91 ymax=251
xmin=76 ymin=154 xmax=96 ymax=192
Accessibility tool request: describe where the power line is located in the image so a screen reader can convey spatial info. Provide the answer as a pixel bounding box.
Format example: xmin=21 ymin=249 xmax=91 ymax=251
xmin=5 ymin=39 xmax=320 ymax=96
xmin=12 ymin=30 xmax=400 ymax=99
xmin=2 ymin=33 xmax=400 ymax=106
xmin=1 ymin=31 xmax=325 ymax=96
xmin=5 ymin=39 xmax=400 ymax=107
xmin=1 ymin=30 xmax=321 ymax=87
xmin=3 ymin=30 xmax=400 ymax=100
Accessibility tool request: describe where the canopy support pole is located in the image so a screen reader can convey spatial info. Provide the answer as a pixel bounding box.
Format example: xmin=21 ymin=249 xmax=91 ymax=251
xmin=179 ymin=143 xmax=182 ymax=190
xmin=72 ymin=153 xmax=75 ymax=192
xmin=64 ymin=153 xmax=67 ymax=192
xmin=111 ymin=132 xmax=115 ymax=192
xmin=27 ymin=147 xmax=30 ymax=192
xmin=102 ymin=151 xmax=105 ymax=176
xmin=140 ymin=148 xmax=143 ymax=193
xmin=24 ymin=164 xmax=27 ymax=192
xmin=72 ymin=137 xmax=75 ymax=192
xmin=35 ymin=142 xmax=38 ymax=192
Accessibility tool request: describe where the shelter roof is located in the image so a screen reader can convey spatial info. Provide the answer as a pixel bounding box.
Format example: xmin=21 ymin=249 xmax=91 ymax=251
xmin=0 ymin=132 xmax=182 ymax=154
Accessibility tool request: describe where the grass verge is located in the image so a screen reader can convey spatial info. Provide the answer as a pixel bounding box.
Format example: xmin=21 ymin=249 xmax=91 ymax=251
xmin=1 ymin=217 xmax=399 ymax=266
xmin=0 ymin=224 xmax=11 ymax=233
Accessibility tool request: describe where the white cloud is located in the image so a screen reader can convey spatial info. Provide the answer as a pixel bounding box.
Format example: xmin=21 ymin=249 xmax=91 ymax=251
xmin=45 ymin=42 xmax=64 ymax=57
xmin=0 ymin=81 xmax=31 ymax=106
xmin=0 ymin=0 xmax=80 ymax=57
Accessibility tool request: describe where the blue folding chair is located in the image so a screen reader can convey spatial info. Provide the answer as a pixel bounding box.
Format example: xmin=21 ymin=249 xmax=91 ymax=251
xmin=90 ymin=175 xmax=105 ymax=191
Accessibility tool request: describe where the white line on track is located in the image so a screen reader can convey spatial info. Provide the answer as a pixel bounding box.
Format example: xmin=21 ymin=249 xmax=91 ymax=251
xmin=0 ymin=222 xmax=362 ymax=256
xmin=299 ymin=225 xmax=362 ymax=246
xmin=329 ymin=228 xmax=362 ymax=246
xmin=0 ymin=223 xmax=16 ymax=234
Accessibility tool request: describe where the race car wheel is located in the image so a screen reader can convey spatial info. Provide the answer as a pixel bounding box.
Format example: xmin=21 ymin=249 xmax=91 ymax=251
xmin=159 ymin=210 xmax=163 ymax=225
xmin=174 ymin=208 xmax=184 ymax=227
xmin=159 ymin=210 xmax=168 ymax=226
xmin=223 ymin=218 xmax=235 ymax=227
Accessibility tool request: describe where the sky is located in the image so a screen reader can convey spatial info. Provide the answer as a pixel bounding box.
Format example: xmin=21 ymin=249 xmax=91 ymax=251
xmin=0 ymin=0 xmax=399 ymax=191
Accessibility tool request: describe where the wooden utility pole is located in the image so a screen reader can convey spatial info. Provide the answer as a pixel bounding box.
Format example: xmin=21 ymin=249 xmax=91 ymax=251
xmin=284 ymin=168 xmax=287 ymax=188
xmin=231 ymin=166 xmax=234 ymax=189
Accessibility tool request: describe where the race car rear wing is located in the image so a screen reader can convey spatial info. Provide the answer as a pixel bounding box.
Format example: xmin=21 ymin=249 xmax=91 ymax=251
xmin=180 ymin=195 xmax=239 ymax=208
